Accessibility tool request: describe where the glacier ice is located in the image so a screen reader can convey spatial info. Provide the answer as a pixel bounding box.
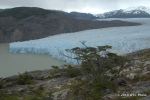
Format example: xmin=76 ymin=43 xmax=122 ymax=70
xmin=9 ymin=18 xmax=150 ymax=63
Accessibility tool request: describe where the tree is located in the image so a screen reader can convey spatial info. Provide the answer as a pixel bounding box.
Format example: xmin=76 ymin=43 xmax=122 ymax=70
xmin=65 ymin=44 xmax=127 ymax=100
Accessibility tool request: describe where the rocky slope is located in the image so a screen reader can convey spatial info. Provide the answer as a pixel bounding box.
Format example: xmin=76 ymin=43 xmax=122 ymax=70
xmin=0 ymin=48 xmax=149 ymax=100
xmin=0 ymin=7 xmax=140 ymax=43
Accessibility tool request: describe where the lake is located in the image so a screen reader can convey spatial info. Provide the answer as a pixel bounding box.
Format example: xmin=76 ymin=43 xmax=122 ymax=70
xmin=0 ymin=43 xmax=66 ymax=77
xmin=2 ymin=18 xmax=150 ymax=77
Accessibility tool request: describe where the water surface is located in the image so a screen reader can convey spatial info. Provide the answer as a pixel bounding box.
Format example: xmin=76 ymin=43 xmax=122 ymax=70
xmin=0 ymin=44 xmax=66 ymax=77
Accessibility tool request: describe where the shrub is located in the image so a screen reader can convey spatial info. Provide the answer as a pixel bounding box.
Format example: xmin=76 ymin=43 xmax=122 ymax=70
xmin=66 ymin=45 xmax=126 ymax=80
xmin=17 ymin=72 xmax=33 ymax=85
xmin=65 ymin=44 xmax=127 ymax=99
xmin=0 ymin=79 xmax=4 ymax=89
xmin=64 ymin=65 xmax=81 ymax=78
xmin=48 ymin=66 xmax=62 ymax=79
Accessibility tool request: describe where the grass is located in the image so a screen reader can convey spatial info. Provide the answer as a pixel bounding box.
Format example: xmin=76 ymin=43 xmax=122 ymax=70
xmin=0 ymin=95 xmax=19 ymax=100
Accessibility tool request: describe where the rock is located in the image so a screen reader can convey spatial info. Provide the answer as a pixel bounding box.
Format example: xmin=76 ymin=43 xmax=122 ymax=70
xmin=140 ymin=96 xmax=150 ymax=100
xmin=132 ymin=81 xmax=150 ymax=93
xmin=53 ymin=89 xmax=70 ymax=100
xmin=103 ymin=94 xmax=118 ymax=100
xmin=126 ymin=73 xmax=137 ymax=80
xmin=144 ymin=61 xmax=150 ymax=67
xmin=114 ymin=78 xmax=127 ymax=86
xmin=103 ymin=89 xmax=113 ymax=94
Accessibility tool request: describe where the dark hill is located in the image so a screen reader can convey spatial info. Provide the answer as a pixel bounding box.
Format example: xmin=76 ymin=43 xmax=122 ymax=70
xmin=0 ymin=7 xmax=140 ymax=43
xmin=70 ymin=12 xmax=98 ymax=20
xmin=0 ymin=7 xmax=52 ymax=19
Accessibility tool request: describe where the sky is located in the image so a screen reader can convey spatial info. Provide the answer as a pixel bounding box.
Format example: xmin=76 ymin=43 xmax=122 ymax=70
xmin=0 ymin=0 xmax=150 ymax=14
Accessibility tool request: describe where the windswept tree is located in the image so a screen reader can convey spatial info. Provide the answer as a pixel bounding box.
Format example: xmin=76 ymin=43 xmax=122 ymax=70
xmin=64 ymin=43 xmax=127 ymax=100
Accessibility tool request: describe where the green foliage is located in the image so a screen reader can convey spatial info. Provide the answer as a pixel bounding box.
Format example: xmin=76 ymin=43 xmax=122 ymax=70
xmin=64 ymin=65 xmax=81 ymax=78
xmin=49 ymin=65 xmax=81 ymax=79
xmin=0 ymin=95 xmax=19 ymax=100
xmin=70 ymin=78 xmax=117 ymax=100
xmin=48 ymin=66 xmax=62 ymax=79
xmin=66 ymin=44 xmax=127 ymax=100
xmin=0 ymin=79 xmax=4 ymax=89
xmin=0 ymin=92 xmax=19 ymax=100
xmin=51 ymin=65 xmax=60 ymax=70
xmin=66 ymin=45 xmax=126 ymax=80
xmin=17 ymin=72 xmax=33 ymax=85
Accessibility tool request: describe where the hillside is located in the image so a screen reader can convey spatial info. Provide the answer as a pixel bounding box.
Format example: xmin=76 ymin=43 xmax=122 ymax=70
xmin=0 ymin=7 xmax=140 ymax=43
xmin=69 ymin=12 xmax=98 ymax=20
xmin=0 ymin=48 xmax=149 ymax=100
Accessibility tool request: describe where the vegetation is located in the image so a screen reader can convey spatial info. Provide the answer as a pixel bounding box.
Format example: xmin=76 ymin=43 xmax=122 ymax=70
xmin=0 ymin=94 xmax=52 ymax=100
xmin=1 ymin=45 xmax=148 ymax=100
xmin=64 ymin=44 xmax=127 ymax=100
xmin=63 ymin=65 xmax=82 ymax=78
xmin=0 ymin=86 xmax=53 ymax=100
xmin=49 ymin=65 xmax=82 ymax=79
xmin=0 ymin=79 xmax=4 ymax=89
xmin=17 ymin=72 xmax=33 ymax=85
xmin=0 ymin=95 xmax=19 ymax=100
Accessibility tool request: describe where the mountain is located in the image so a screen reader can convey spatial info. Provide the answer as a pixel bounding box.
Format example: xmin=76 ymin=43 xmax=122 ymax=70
xmin=0 ymin=7 xmax=140 ymax=43
xmin=69 ymin=12 xmax=98 ymax=20
xmin=98 ymin=6 xmax=150 ymax=18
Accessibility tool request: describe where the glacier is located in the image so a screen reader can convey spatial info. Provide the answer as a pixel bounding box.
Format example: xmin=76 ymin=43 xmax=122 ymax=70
xmin=9 ymin=18 xmax=150 ymax=63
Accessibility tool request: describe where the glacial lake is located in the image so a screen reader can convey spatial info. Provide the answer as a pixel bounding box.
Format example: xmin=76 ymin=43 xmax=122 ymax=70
xmin=10 ymin=18 xmax=150 ymax=63
xmin=0 ymin=43 xmax=66 ymax=77
xmin=1 ymin=18 xmax=150 ymax=77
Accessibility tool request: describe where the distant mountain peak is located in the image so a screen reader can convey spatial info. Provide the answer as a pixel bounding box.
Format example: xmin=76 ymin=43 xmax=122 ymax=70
xmin=124 ymin=6 xmax=150 ymax=14
xmin=97 ymin=6 xmax=150 ymax=18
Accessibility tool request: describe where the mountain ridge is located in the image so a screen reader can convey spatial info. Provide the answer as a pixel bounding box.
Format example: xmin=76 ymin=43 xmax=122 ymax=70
xmin=97 ymin=6 xmax=150 ymax=18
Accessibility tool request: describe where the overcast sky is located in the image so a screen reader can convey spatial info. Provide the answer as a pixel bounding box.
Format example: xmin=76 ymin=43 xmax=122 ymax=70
xmin=0 ymin=0 xmax=150 ymax=14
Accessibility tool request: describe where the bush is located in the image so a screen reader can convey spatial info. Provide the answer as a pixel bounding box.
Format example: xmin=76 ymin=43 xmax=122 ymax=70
xmin=17 ymin=72 xmax=33 ymax=85
xmin=66 ymin=45 xmax=127 ymax=100
xmin=66 ymin=45 xmax=126 ymax=80
xmin=0 ymin=80 xmax=4 ymax=89
xmin=64 ymin=65 xmax=81 ymax=78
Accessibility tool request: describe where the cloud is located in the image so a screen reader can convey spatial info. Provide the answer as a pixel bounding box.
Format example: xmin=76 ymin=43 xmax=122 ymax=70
xmin=0 ymin=0 xmax=150 ymax=14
